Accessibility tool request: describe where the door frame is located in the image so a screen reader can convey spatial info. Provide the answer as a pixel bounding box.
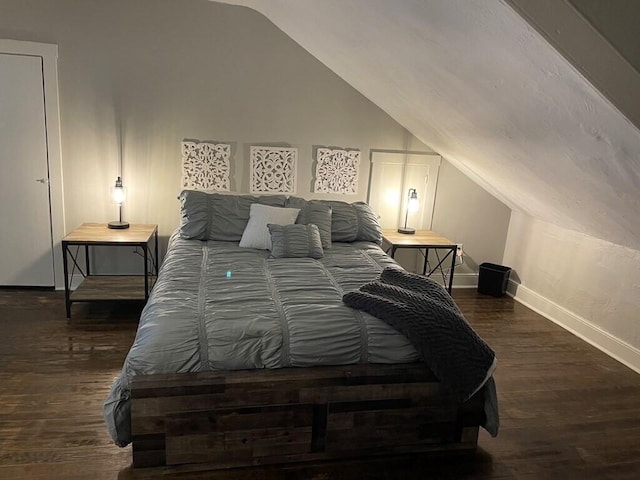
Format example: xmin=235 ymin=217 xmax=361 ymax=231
xmin=368 ymin=149 xmax=441 ymax=229
xmin=1 ymin=39 xmax=65 ymax=289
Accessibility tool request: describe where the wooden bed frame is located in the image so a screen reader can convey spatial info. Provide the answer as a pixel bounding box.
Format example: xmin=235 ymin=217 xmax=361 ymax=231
xmin=131 ymin=362 xmax=486 ymax=469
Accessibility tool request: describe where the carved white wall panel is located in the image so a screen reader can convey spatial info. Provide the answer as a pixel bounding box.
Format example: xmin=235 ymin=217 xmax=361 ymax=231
xmin=182 ymin=141 xmax=231 ymax=191
xmin=250 ymin=146 xmax=297 ymax=194
xmin=314 ymin=148 xmax=360 ymax=194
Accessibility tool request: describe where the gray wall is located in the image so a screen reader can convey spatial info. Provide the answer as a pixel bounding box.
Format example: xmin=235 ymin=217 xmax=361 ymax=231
xmin=432 ymin=159 xmax=511 ymax=281
xmin=0 ymin=0 xmax=413 ymax=234
xmin=504 ymin=211 xmax=640 ymax=366
xmin=1 ymin=0 xmax=510 ymax=279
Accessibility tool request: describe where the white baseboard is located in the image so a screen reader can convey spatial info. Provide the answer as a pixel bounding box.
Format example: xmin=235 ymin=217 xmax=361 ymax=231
xmin=405 ymin=270 xmax=478 ymax=289
xmin=507 ymin=280 xmax=640 ymax=374
xmin=451 ymin=273 xmax=479 ymax=288
xmin=64 ymin=276 xmax=83 ymax=290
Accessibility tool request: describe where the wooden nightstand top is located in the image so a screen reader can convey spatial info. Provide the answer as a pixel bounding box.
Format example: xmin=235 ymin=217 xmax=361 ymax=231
xmin=63 ymin=223 xmax=157 ymax=245
xmin=382 ymin=228 xmax=456 ymax=248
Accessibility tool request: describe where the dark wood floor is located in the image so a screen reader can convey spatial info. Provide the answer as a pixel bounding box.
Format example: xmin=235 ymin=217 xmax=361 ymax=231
xmin=1 ymin=288 xmax=639 ymax=479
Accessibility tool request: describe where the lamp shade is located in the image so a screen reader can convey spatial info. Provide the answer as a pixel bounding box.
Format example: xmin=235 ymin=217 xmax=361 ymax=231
xmin=111 ymin=176 xmax=126 ymax=205
xmin=408 ymin=188 xmax=419 ymax=213
xmin=108 ymin=176 xmax=130 ymax=229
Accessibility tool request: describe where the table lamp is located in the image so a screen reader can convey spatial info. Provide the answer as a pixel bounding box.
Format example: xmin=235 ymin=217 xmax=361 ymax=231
xmin=397 ymin=187 xmax=418 ymax=234
xmin=108 ymin=176 xmax=130 ymax=229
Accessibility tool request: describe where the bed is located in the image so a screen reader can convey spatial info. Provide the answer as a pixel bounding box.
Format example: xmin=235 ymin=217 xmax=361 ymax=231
xmin=104 ymin=190 xmax=498 ymax=470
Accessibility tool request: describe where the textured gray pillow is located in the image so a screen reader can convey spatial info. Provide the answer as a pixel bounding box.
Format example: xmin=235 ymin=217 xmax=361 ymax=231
xmin=296 ymin=201 xmax=332 ymax=248
xmin=268 ymin=223 xmax=324 ymax=259
xmin=285 ymin=197 xmax=381 ymax=244
xmin=179 ymin=190 xmax=287 ymax=241
xmin=353 ymin=201 xmax=383 ymax=244
xmin=320 ymin=200 xmax=382 ymax=244
xmin=284 ymin=196 xmax=307 ymax=209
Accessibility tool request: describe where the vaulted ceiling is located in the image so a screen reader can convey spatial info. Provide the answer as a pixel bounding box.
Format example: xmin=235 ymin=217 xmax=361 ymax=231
xmin=215 ymin=0 xmax=640 ymax=252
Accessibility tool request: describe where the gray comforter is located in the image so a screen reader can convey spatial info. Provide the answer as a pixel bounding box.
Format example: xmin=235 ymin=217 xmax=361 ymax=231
xmin=104 ymin=233 xmax=497 ymax=446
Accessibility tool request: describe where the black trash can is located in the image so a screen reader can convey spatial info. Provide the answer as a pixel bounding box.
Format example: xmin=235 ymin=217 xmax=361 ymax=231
xmin=478 ymin=263 xmax=511 ymax=297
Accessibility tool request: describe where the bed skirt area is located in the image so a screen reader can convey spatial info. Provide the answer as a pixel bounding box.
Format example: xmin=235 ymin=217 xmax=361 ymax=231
xmin=131 ymin=362 xmax=487 ymax=469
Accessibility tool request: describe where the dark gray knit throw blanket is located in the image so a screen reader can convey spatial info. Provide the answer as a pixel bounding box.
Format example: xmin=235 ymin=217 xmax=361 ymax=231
xmin=343 ymin=268 xmax=495 ymax=403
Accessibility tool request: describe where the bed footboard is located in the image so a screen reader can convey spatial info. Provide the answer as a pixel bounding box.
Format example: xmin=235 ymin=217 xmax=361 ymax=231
xmin=131 ymin=363 xmax=485 ymax=469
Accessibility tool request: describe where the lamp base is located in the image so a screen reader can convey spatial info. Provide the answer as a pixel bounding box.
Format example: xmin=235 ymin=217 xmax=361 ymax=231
xmin=397 ymin=227 xmax=415 ymax=234
xmin=108 ymin=220 xmax=130 ymax=229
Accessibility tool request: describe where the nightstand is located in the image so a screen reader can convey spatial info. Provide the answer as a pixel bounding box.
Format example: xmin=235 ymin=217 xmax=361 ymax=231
xmin=61 ymin=223 xmax=158 ymax=319
xmin=382 ymin=228 xmax=458 ymax=294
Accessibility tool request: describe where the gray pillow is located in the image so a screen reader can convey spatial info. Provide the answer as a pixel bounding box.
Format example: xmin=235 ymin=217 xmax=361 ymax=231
xmin=320 ymin=200 xmax=382 ymax=244
xmin=353 ymin=201 xmax=383 ymax=244
xmin=268 ymin=223 xmax=324 ymax=259
xmin=296 ymin=201 xmax=332 ymax=248
xmin=179 ymin=190 xmax=287 ymax=241
xmin=285 ymin=196 xmax=307 ymax=209
xmin=285 ymin=197 xmax=381 ymax=244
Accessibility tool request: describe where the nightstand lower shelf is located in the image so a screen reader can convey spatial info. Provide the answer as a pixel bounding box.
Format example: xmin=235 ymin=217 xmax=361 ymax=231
xmin=70 ymin=275 xmax=157 ymax=302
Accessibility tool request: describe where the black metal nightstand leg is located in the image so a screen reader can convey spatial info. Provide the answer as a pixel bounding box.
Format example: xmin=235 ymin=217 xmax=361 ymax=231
xmin=62 ymin=242 xmax=71 ymax=319
xmin=448 ymin=247 xmax=456 ymax=294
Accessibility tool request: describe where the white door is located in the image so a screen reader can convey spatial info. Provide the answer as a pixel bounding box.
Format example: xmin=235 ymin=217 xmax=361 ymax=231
xmin=369 ymin=151 xmax=441 ymax=273
xmin=0 ymin=53 xmax=55 ymax=286
xmin=369 ymin=151 xmax=441 ymax=230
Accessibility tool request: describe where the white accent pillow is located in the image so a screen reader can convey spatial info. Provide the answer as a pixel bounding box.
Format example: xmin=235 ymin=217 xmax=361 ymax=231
xmin=239 ymin=203 xmax=300 ymax=250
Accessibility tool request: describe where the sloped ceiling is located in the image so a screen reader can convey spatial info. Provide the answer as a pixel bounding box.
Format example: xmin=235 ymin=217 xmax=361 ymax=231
xmin=215 ymin=0 xmax=640 ymax=252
